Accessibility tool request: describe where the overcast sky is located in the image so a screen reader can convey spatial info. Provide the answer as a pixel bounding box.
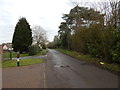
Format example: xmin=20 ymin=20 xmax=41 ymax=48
xmin=0 ymin=0 xmax=112 ymax=44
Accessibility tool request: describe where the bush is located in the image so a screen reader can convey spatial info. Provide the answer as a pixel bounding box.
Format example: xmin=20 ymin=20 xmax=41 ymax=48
xmin=41 ymin=43 xmax=46 ymax=49
xmin=28 ymin=45 xmax=41 ymax=55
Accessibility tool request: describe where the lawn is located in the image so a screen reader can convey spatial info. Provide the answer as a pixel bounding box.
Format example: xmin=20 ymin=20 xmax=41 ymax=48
xmin=1 ymin=58 xmax=44 ymax=68
xmin=1 ymin=49 xmax=48 ymax=68
xmin=3 ymin=49 xmax=48 ymax=58
xmin=3 ymin=52 xmax=29 ymax=58
xmin=57 ymin=49 xmax=120 ymax=73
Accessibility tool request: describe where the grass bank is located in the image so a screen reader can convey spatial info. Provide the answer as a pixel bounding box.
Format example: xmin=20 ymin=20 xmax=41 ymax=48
xmin=3 ymin=52 xmax=29 ymax=58
xmin=33 ymin=49 xmax=48 ymax=56
xmin=57 ymin=49 xmax=119 ymax=73
xmin=1 ymin=58 xmax=44 ymax=68
xmin=1 ymin=49 xmax=48 ymax=68
xmin=3 ymin=49 xmax=48 ymax=58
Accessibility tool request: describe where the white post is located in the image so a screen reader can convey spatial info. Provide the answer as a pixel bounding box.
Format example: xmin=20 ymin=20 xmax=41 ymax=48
xmin=17 ymin=51 xmax=20 ymax=66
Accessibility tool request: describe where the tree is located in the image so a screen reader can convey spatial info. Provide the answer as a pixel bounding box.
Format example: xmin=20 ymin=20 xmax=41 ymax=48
xmin=57 ymin=2 xmax=120 ymax=63
xmin=111 ymin=1 xmax=120 ymax=63
xmin=61 ymin=5 xmax=104 ymax=52
xmin=58 ymin=22 xmax=71 ymax=49
xmin=32 ymin=25 xmax=47 ymax=47
xmin=53 ymin=35 xmax=60 ymax=48
xmin=62 ymin=5 xmax=104 ymax=33
xmin=97 ymin=1 xmax=120 ymax=63
xmin=12 ymin=17 xmax=32 ymax=53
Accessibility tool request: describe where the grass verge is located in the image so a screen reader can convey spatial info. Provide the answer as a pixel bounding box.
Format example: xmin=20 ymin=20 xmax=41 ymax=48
xmin=3 ymin=52 xmax=29 ymax=58
xmin=57 ymin=49 xmax=119 ymax=73
xmin=1 ymin=58 xmax=44 ymax=68
xmin=33 ymin=49 xmax=48 ymax=56
xmin=3 ymin=49 xmax=48 ymax=58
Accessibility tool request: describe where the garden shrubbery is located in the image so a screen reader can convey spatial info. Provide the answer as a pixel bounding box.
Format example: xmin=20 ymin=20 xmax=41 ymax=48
xmin=28 ymin=45 xmax=41 ymax=55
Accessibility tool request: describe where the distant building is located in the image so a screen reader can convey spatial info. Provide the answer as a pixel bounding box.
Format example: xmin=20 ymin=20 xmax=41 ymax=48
xmin=2 ymin=43 xmax=13 ymax=51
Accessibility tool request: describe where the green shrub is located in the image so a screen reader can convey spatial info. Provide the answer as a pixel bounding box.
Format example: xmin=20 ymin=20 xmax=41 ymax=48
xmin=41 ymin=43 xmax=46 ymax=49
xmin=28 ymin=45 xmax=40 ymax=55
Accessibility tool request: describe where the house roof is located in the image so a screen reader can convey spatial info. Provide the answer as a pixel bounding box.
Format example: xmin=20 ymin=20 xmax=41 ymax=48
xmin=2 ymin=43 xmax=12 ymax=50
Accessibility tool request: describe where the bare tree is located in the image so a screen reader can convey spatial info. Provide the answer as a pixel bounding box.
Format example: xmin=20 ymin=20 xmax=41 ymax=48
xmin=118 ymin=1 xmax=120 ymax=28
xmin=32 ymin=25 xmax=47 ymax=45
xmin=97 ymin=0 xmax=119 ymax=27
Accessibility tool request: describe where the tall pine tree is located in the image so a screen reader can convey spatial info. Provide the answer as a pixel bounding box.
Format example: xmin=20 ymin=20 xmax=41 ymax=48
xmin=12 ymin=17 xmax=32 ymax=53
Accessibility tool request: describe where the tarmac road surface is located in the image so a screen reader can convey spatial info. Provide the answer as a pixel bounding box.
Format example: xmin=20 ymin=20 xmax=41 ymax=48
xmin=44 ymin=49 xmax=118 ymax=88
xmin=2 ymin=49 xmax=119 ymax=88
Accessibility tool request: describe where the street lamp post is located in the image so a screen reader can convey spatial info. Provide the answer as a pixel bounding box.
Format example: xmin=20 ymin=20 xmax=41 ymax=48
xmin=9 ymin=48 xmax=13 ymax=60
xmin=9 ymin=48 xmax=12 ymax=60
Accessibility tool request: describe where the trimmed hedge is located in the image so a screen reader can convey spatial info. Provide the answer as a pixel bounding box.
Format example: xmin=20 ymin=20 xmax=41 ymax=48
xmin=28 ymin=45 xmax=41 ymax=55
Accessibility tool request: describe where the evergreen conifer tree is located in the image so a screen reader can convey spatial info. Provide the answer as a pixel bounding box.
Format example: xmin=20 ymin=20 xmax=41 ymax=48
xmin=12 ymin=17 xmax=32 ymax=53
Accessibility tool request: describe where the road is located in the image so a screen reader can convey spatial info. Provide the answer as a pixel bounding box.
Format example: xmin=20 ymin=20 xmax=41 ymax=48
xmin=2 ymin=49 xmax=118 ymax=88
xmin=44 ymin=49 xmax=118 ymax=88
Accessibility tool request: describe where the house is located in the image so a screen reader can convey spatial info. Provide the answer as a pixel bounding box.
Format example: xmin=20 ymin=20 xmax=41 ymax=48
xmin=2 ymin=43 xmax=13 ymax=51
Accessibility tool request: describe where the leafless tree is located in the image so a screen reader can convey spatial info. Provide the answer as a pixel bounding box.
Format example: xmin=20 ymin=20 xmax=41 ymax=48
xmin=32 ymin=25 xmax=47 ymax=45
xmin=97 ymin=0 xmax=119 ymax=27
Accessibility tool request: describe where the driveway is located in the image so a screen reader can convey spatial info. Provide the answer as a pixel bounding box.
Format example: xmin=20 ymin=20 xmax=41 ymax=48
xmin=2 ymin=63 xmax=45 ymax=88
